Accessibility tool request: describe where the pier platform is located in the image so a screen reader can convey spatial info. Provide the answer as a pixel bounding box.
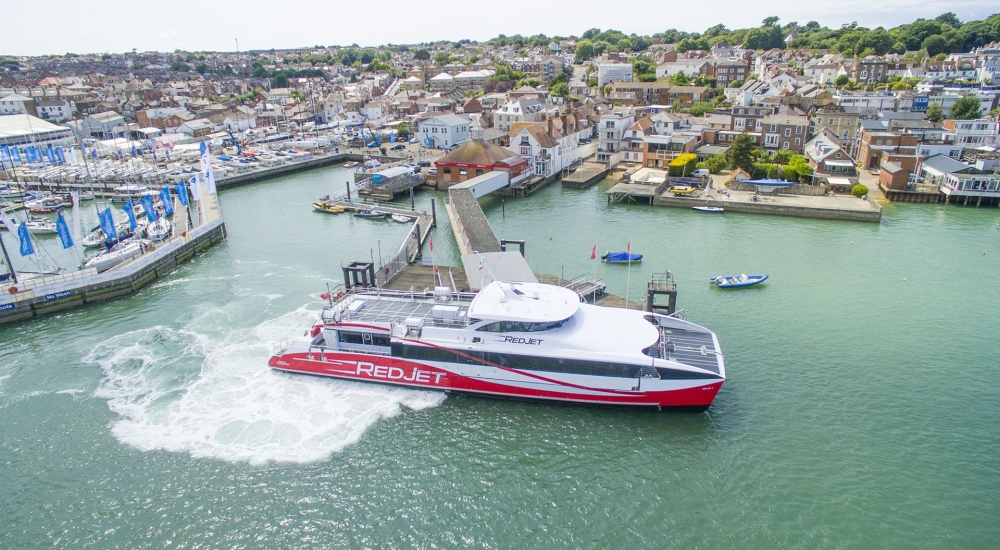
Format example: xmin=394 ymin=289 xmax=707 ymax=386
xmin=651 ymin=187 xmax=882 ymax=223
xmin=0 ymin=215 xmax=227 ymax=324
xmin=562 ymin=162 xmax=609 ymax=189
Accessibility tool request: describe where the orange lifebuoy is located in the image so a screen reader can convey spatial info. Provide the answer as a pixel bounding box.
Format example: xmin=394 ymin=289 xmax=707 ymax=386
xmin=335 ymin=290 xmax=343 ymax=300
xmin=8 ymin=286 xmax=17 ymax=294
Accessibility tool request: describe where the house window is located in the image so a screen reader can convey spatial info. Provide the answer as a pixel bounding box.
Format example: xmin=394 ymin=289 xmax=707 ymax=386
xmin=794 ymin=138 xmax=801 ymax=146
xmin=770 ymin=124 xmax=776 ymax=132
xmin=520 ymin=146 xmax=531 ymax=155
xmin=782 ymin=142 xmax=790 ymax=149
xmin=443 ymin=167 xmax=451 ymax=174
xmin=784 ymin=128 xmax=791 ymax=137
xmin=796 ymin=126 xmax=802 ymax=134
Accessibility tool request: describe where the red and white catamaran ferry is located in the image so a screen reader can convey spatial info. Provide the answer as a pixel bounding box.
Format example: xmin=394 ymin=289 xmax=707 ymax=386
xmin=269 ymin=281 xmax=725 ymax=411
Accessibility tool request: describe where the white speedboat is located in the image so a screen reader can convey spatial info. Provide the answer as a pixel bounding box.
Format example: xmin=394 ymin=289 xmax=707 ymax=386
xmin=84 ymin=239 xmax=150 ymax=272
xmin=145 ymin=218 xmax=171 ymax=242
xmin=270 ymin=280 xmax=726 ymax=411
xmin=391 ymin=214 xmax=411 ymax=223
xmin=25 ymin=217 xmax=58 ymax=235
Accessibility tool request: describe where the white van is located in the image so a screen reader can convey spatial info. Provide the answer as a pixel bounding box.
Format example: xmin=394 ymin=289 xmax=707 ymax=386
xmin=691 ymin=168 xmax=710 ymax=178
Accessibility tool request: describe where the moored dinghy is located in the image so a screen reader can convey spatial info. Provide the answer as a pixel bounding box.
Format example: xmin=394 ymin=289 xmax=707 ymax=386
xmin=693 ymin=206 xmax=724 ymax=213
xmin=602 ymin=251 xmax=642 ymax=263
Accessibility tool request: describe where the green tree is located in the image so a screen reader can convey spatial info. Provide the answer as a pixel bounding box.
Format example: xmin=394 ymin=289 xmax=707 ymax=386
xmin=727 ymin=132 xmax=756 ymax=173
xmin=688 ymin=101 xmax=715 ymax=116
xmin=195 ymin=63 xmax=207 ymax=74
xmin=170 ymin=61 xmax=190 ymax=72
xmin=669 ymin=71 xmax=690 ymax=85
xmin=551 ymin=82 xmax=569 ymax=97
xmin=851 ymin=184 xmax=869 ymax=198
xmin=581 ymin=28 xmax=600 ymax=40
xmin=414 ymin=49 xmax=430 ymax=61
xmin=434 ymin=52 xmax=452 ymax=66
xmin=273 ymin=74 xmax=289 ymax=88
xmin=949 ymin=95 xmax=982 ymax=119
xmin=395 ymin=121 xmax=411 ymax=139
xmin=925 ymin=102 xmax=944 ymax=122
xmin=574 ymin=39 xmax=595 ymax=63
xmin=921 ymin=35 xmax=949 ymax=56
xmin=697 ymin=154 xmax=728 ymax=174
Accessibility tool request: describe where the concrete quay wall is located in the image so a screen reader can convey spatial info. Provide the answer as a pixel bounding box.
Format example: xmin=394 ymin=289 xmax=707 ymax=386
xmin=0 ymin=219 xmax=227 ymax=324
xmin=653 ymin=195 xmax=882 ymax=223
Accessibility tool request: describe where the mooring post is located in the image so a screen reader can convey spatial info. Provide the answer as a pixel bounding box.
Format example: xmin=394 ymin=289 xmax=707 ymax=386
xmin=345 ymin=181 xmax=351 ymax=202
xmin=430 ymin=198 xmax=436 ymax=227
xmin=410 ymin=186 xmax=415 ymax=210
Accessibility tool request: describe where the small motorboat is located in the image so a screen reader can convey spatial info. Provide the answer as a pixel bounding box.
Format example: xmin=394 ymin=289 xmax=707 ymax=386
xmin=313 ymin=202 xmax=345 ymax=214
xmin=25 ymin=197 xmax=65 ymax=213
xmin=670 ymin=185 xmax=697 ymax=195
xmin=601 ymin=251 xmax=642 ymax=263
xmin=710 ymin=274 xmax=768 ymax=288
xmin=145 ymin=218 xmax=172 ymax=242
xmin=84 ymin=239 xmax=150 ymax=273
xmin=391 ymin=214 xmax=411 ymax=223
xmin=692 ymin=206 xmax=725 ymax=213
xmin=25 ymin=217 xmax=58 ymax=234
xmin=81 ymin=227 xmax=105 ymax=248
xmin=354 ymin=208 xmax=389 ymax=218
xmin=343 ymin=162 xmax=357 ymax=168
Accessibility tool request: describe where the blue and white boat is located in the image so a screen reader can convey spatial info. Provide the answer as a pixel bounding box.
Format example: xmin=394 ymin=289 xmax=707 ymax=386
xmin=710 ymin=274 xmax=768 ymax=288
xmin=602 ymin=251 xmax=642 ymax=263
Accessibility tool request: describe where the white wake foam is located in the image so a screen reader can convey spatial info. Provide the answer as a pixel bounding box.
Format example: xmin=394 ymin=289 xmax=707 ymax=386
xmin=85 ymin=307 xmax=445 ymax=464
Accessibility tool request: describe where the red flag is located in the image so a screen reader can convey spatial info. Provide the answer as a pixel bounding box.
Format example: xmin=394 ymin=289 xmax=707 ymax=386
xmin=590 ymin=244 xmax=596 ymax=260
xmin=320 ymin=292 xmax=331 ymax=300
xmin=429 ymin=237 xmax=433 ymax=252
xmin=627 ymin=241 xmax=631 ymax=253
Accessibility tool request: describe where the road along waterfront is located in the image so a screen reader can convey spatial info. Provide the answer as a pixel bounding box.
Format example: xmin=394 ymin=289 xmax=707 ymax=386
xmin=0 ymin=164 xmax=998 ymax=547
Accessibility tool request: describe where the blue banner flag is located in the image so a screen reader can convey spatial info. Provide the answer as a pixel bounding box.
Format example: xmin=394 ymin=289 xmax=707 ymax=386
xmin=91 ymin=148 xmax=97 ymax=159
xmin=0 ymin=145 xmax=9 ymax=163
xmin=55 ymin=214 xmax=73 ymax=249
xmin=174 ymin=180 xmax=189 ymax=207
xmin=131 ymin=145 xmax=138 ymax=157
xmin=199 ymin=141 xmax=207 ymax=156
xmin=56 ymin=147 xmax=66 ymax=164
xmin=98 ymin=207 xmax=117 ymax=241
xmin=17 ymin=222 xmax=34 ymax=256
xmin=140 ymin=195 xmax=158 ymax=222
xmin=159 ymin=187 xmax=174 ymax=216
xmin=11 ymin=147 xmax=21 ymax=163
xmin=165 ymin=149 xmax=171 ymax=162
xmin=152 ymin=150 xmax=157 ymax=161
xmin=46 ymin=144 xmax=56 ymax=164
xmin=390 ymin=132 xmax=395 ymax=143
xmin=122 ymin=200 xmax=138 ymax=231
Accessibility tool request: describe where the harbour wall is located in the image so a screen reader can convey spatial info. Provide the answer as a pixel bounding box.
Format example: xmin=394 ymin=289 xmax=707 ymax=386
xmin=0 ymin=218 xmax=227 ymax=324
xmin=652 ymin=194 xmax=883 ymax=223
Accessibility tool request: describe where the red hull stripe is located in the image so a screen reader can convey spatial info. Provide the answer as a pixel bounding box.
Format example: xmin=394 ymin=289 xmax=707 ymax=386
xmin=269 ymin=352 xmax=721 ymax=407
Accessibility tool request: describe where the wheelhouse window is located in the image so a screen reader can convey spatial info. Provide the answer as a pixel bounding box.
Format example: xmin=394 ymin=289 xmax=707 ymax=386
xmin=476 ymin=320 xmax=566 ymax=332
xmin=338 ymin=330 xmax=390 ymax=347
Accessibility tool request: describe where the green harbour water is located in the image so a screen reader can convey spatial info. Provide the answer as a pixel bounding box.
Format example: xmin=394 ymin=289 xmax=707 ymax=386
xmin=1 ymin=164 xmax=998 ymax=548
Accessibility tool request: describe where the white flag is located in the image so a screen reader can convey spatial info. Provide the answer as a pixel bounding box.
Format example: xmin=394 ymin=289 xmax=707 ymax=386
xmin=70 ymin=191 xmax=81 ymax=244
xmin=200 ymin=153 xmax=211 ymax=173
xmin=0 ymin=211 xmax=17 ymax=234
xmin=68 ymin=147 xmax=78 ymax=165
xmin=205 ymin=168 xmax=217 ymax=194
xmin=189 ymin=175 xmax=204 ymax=201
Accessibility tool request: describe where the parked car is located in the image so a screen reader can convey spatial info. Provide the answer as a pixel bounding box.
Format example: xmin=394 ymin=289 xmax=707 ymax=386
xmin=418 ymin=160 xmax=431 ymax=167
xmin=428 ymin=167 xmax=437 ymax=175
xmin=690 ymin=168 xmax=710 ymax=178
xmin=391 ymin=144 xmax=405 ymax=150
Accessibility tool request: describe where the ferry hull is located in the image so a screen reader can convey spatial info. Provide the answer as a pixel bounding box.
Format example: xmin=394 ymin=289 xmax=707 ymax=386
xmin=269 ymin=351 xmax=722 ymax=411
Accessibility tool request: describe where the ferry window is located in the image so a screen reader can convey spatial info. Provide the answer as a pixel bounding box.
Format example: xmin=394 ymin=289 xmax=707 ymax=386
xmin=339 ymin=331 xmax=364 ymax=344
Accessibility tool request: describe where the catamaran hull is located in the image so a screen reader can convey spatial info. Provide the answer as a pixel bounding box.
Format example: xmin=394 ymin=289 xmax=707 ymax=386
xmin=269 ymin=351 xmax=722 ymax=410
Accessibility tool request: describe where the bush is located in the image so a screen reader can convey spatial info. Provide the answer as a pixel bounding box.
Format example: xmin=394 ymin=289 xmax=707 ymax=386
xmin=851 ymin=184 xmax=869 ymax=198
xmin=668 ymin=153 xmax=698 ymax=176
xmin=697 ymin=154 xmax=728 ymax=174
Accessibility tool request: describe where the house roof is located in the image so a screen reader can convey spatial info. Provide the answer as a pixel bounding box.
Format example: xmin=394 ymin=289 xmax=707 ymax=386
xmin=921 ymin=154 xmax=973 ymax=174
xmin=435 ymin=139 xmax=520 ymax=166
xmin=424 ymin=114 xmax=469 ymax=127
xmin=509 ymin=121 xmax=559 ymax=148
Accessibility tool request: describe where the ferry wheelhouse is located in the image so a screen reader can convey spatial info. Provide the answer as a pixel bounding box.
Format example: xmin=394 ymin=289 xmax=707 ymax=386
xmin=269 ymin=281 xmax=725 ymax=411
